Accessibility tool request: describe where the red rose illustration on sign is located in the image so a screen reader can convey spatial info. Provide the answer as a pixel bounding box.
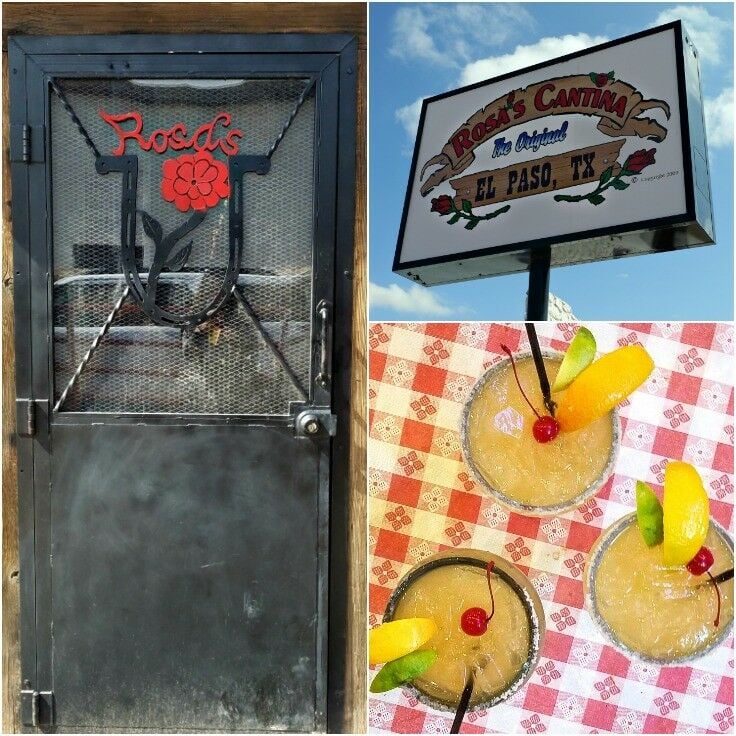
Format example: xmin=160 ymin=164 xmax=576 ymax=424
xmin=624 ymin=148 xmax=656 ymax=174
xmin=555 ymin=146 xmax=658 ymax=206
xmin=431 ymin=195 xmax=453 ymax=216
xmin=589 ymin=70 xmax=615 ymax=87
xmin=161 ymin=150 xmax=230 ymax=212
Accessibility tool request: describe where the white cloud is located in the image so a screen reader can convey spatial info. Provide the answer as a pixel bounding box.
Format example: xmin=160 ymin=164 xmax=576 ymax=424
xmin=389 ymin=4 xmax=536 ymax=67
xmin=655 ymin=6 xmax=732 ymax=65
xmin=389 ymin=6 xmax=449 ymax=67
xmin=704 ymin=87 xmax=734 ymax=147
xmin=395 ymin=32 xmax=609 ymax=140
xmin=395 ymin=97 xmax=425 ymax=138
xmin=460 ymin=33 xmax=609 ymax=87
xmin=370 ymin=282 xmax=459 ymax=317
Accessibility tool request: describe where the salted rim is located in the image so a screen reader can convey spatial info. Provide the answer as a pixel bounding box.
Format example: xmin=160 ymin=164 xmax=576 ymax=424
xmin=460 ymin=350 xmax=620 ymax=517
xmin=584 ymin=513 xmax=735 ymax=664
xmin=382 ymin=554 xmax=544 ymax=713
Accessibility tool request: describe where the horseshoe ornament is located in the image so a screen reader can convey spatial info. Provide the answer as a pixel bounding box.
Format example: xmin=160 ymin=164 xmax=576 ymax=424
xmin=96 ymin=154 xmax=270 ymax=328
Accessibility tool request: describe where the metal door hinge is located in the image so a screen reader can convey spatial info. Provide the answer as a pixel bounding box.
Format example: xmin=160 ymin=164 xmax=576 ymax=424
xmin=16 ymin=399 xmax=49 ymax=437
xmin=10 ymin=124 xmax=45 ymax=163
xmin=21 ymin=689 xmax=54 ymax=727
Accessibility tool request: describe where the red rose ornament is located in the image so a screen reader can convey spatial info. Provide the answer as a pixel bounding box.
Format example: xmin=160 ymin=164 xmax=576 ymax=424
xmin=161 ymin=150 xmax=230 ymax=213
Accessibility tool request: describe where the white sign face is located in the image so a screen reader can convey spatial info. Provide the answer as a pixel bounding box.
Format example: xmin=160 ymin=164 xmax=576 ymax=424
xmin=395 ymin=23 xmax=710 ymax=281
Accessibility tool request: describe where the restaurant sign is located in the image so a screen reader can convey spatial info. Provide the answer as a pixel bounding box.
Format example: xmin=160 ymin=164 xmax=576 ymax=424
xmin=394 ymin=21 xmax=714 ymax=286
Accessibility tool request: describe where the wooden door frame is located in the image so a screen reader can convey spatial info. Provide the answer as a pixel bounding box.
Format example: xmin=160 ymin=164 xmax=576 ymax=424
xmin=1 ymin=3 xmax=366 ymax=733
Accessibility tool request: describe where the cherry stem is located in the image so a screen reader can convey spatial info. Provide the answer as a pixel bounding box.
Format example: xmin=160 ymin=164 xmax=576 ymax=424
xmin=525 ymin=323 xmax=556 ymax=417
xmin=485 ymin=561 xmax=496 ymax=623
xmin=501 ymin=345 xmax=541 ymax=419
xmin=706 ymin=571 xmax=721 ymax=627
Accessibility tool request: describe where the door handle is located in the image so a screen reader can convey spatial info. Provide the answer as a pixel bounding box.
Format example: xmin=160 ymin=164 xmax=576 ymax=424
xmin=316 ymin=299 xmax=332 ymax=389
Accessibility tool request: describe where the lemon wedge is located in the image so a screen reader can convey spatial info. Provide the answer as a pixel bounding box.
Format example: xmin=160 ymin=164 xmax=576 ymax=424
xmin=368 ymin=618 xmax=437 ymax=665
xmin=663 ymin=461 xmax=709 ymax=566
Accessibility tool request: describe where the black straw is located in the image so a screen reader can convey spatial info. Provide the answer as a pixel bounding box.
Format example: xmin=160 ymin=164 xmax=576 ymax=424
xmin=451 ymin=673 xmax=474 ymax=734
xmin=525 ymin=323 xmax=556 ymax=417
xmin=698 ymin=568 xmax=734 ymax=587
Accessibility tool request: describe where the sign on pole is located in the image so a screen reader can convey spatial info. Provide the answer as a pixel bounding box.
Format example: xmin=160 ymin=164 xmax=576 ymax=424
xmin=393 ymin=21 xmax=714 ymax=290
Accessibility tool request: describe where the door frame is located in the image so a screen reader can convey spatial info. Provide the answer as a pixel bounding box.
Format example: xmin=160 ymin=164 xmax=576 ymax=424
xmin=8 ymin=32 xmax=357 ymax=732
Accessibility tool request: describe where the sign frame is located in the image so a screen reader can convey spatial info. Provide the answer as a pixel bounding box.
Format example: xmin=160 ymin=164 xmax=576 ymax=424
xmin=393 ymin=21 xmax=714 ymax=288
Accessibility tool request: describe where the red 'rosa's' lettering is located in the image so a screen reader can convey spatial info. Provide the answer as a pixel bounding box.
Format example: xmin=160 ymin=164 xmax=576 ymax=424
xmin=451 ymin=128 xmax=473 ymax=158
xmin=223 ymin=130 xmax=243 ymax=156
xmin=99 ymin=110 xmax=243 ymax=156
xmin=512 ymin=100 xmax=526 ymax=119
xmin=169 ymin=124 xmax=189 ymax=151
xmin=150 ymin=129 xmax=169 ymax=154
xmin=472 ymin=122 xmax=486 ymax=142
xmin=496 ymin=107 xmax=510 ymax=128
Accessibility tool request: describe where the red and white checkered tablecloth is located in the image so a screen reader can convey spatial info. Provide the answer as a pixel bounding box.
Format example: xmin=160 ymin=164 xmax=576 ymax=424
xmin=368 ymin=322 xmax=734 ymax=735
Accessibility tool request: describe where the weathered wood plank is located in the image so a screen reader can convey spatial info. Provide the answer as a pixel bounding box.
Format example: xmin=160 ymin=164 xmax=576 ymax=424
xmin=2 ymin=44 xmax=22 ymax=736
xmin=346 ymin=42 xmax=367 ymax=735
xmin=2 ymin=3 xmax=367 ymax=49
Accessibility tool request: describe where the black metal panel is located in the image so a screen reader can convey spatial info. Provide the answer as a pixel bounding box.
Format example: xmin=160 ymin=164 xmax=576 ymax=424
xmin=13 ymin=34 xmax=355 ymax=55
xmin=326 ymin=37 xmax=358 ymax=732
xmin=10 ymin=33 xmax=356 ymax=733
xmin=49 ymin=424 xmax=322 ymax=732
xmin=8 ymin=37 xmax=39 ymax=701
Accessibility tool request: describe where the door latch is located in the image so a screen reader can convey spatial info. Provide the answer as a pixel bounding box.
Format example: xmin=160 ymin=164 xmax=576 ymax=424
xmin=315 ymin=299 xmax=332 ymax=389
xmin=295 ymin=409 xmax=337 ymax=437
xmin=21 ymin=689 xmax=54 ymax=727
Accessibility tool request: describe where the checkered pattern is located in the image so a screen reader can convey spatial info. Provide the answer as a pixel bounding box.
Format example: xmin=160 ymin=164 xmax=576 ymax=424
xmin=369 ymin=322 xmax=734 ymax=734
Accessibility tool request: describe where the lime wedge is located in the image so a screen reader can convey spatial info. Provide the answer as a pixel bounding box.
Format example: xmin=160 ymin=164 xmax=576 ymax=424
xmin=552 ymin=326 xmax=597 ymax=392
xmin=369 ymin=649 xmax=438 ymax=693
xmin=636 ymin=480 xmax=663 ymax=547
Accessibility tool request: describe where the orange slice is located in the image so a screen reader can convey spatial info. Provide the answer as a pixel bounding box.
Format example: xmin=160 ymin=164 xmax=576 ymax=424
xmin=556 ymin=344 xmax=654 ymax=432
xmin=663 ymin=461 xmax=709 ymax=566
xmin=368 ymin=618 xmax=437 ymax=665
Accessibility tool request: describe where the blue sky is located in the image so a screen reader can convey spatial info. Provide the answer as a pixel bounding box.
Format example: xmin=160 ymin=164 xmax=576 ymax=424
xmin=369 ymin=3 xmax=734 ymax=321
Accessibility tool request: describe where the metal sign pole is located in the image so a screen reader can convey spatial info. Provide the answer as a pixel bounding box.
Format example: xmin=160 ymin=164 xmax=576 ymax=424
xmin=526 ymin=245 xmax=551 ymax=320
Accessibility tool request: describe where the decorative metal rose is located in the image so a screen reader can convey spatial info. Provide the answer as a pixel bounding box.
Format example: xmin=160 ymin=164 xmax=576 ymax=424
xmin=161 ymin=150 xmax=230 ymax=213
xmin=136 ymin=150 xmax=231 ymax=310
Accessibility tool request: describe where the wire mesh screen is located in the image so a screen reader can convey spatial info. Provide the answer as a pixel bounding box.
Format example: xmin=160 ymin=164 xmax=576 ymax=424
xmin=51 ymin=78 xmax=315 ymax=414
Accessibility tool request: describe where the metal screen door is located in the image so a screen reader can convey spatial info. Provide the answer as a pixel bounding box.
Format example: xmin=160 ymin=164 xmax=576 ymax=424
xmin=9 ymin=34 xmax=356 ymax=732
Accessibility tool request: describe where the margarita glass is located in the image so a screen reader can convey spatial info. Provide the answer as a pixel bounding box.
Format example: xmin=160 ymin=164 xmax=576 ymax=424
xmin=461 ymin=351 xmax=619 ymax=515
xmin=383 ymin=549 xmax=544 ymax=711
xmin=585 ymin=514 xmax=734 ymax=663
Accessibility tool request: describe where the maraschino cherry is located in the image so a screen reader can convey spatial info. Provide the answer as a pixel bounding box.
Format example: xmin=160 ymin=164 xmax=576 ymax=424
xmin=501 ymin=345 xmax=560 ymax=443
xmin=686 ymin=546 xmax=721 ymax=627
xmin=686 ymin=546 xmax=714 ymax=575
xmin=460 ymin=607 xmax=489 ymax=636
xmin=460 ymin=561 xmax=496 ymax=636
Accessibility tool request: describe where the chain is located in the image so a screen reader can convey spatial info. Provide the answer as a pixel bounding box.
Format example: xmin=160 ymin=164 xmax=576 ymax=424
xmin=49 ymin=79 xmax=101 ymax=160
xmin=53 ymin=286 xmax=130 ymax=412
xmin=267 ymin=77 xmax=317 ymax=159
